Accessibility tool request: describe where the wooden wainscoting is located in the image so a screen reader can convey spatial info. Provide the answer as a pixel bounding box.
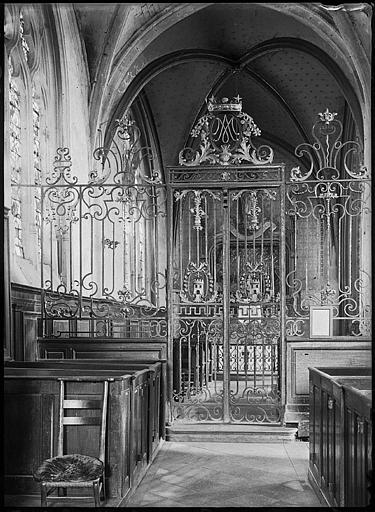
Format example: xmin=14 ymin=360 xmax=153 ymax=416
xmin=285 ymin=340 xmax=371 ymax=425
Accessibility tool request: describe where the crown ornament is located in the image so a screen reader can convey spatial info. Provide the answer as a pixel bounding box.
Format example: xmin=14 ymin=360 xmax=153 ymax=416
xmin=207 ymin=94 xmax=242 ymax=112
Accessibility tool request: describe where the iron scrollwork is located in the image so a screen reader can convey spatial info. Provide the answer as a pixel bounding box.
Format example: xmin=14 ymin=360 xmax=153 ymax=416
xmin=286 ymin=110 xmax=371 ymax=338
xmin=179 ymin=96 xmax=274 ymax=166
xmin=41 ymin=114 xmax=168 ymax=338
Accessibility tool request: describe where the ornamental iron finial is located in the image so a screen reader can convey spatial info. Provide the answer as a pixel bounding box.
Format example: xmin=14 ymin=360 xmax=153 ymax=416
xmin=179 ymin=95 xmax=273 ymax=166
xmin=318 ymin=108 xmax=338 ymax=124
xmin=290 ymin=109 xmax=368 ymax=181
xmin=46 ymin=148 xmax=77 ymax=186
xmin=90 ymin=114 xmax=163 ymax=185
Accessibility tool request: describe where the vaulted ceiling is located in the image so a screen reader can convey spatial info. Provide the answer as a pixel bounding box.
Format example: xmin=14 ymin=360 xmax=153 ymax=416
xmin=73 ymin=3 xmax=363 ymax=170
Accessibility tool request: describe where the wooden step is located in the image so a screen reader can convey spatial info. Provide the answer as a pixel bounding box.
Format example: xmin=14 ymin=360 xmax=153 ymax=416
xmin=166 ymin=423 xmax=297 ymax=442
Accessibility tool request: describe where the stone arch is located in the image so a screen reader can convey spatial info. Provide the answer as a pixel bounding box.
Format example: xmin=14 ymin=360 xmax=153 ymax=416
xmin=91 ymin=3 xmax=370 ymax=157
xmin=102 ymin=41 xmax=364 ymax=160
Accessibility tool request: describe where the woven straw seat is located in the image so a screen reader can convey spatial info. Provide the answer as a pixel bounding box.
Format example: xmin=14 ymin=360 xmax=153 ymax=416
xmin=34 ymin=454 xmax=103 ymax=483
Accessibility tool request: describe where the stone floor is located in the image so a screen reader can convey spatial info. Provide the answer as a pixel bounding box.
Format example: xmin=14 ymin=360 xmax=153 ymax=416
xmin=125 ymin=440 xmax=324 ymax=508
xmin=4 ymin=440 xmax=324 ymax=508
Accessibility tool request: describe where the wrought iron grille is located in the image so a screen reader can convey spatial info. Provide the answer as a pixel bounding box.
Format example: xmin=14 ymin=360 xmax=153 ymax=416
xmin=40 ymin=114 xmax=167 ymax=338
xmin=18 ymin=98 xmax=369 ymax=424
xmin=285 ymin=109 xmax=371 ymax=338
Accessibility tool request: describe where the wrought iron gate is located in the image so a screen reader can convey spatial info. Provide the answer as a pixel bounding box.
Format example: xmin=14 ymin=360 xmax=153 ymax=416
xmin=168 ymin=95 xmax=284 ymax=423
xmin=169 ymin=180 xmax=284 ymax=423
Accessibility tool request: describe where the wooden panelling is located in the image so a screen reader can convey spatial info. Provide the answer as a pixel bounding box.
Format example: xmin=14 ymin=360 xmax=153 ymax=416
xmin=23 ymin=312 xmax=39 ymax=361
xmin=343 ymin=386 xmax=372 ymax=507
xmin=4 ymin=385 xmax=56 ymax=494
xmin=10 ymin=284 xmax=41 ymax=362
xmin=4 ymin=362 xmax=165 ymax=503
xmin=294 ymin=348 xmax=371 ymax=395
xmin=285 ymin=340 xmax=371 ymax=425
xmin=72 ymin=349 xmax=163 ymax=360
xmin=4 ymin=371 xmax=133 ymax=498
xmin=38 ymin=338 xmax=168 ymax=362
xmin=308 ymin=367 xmax=372 ymax=507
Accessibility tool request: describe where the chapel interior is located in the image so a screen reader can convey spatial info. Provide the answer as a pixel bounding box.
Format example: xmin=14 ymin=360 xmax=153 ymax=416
xmin=3 ymin=2 xmax=372 ymax=508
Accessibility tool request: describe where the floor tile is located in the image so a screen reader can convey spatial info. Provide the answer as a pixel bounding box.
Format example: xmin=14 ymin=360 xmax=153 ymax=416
xmin=125 ymin=440 xmax=322 ymax=508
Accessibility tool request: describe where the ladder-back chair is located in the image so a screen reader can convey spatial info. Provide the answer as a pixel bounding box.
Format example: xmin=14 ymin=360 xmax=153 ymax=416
xmin=33 ymin=377 xmax=111 ymax=507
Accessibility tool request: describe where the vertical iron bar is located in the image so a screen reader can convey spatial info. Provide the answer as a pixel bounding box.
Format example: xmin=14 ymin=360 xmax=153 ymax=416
xmin=245 ymin=193 xmax=248 ymax=266
xmin=197 ymin=321 xmax=200 ymax=390
xmin=235 ymin=339 xmax=239 ymax=396
xmin=101 ymin=218 xmax=105 ymax=296
xmin=338 ymin=216 xmax=342 ymax=292
xmin=320 ymin=216 xmax=324 ymax=297
xmin=262 ymin=339 xmax=265 ymax=389
xmin=244 ymin=327 xmax=248 ymax=390
xmin=261 ymin=193 xmax=264 ymax=266
xmin=223 ymin=189 xmax=230 ymax=422
xmin=205 ymin=325 xmax=209 ymax=388
xmin=280 ymin=178 xmax=287 ymax=409
xmin=50 ymin=217 xmax=53 ymax=290
xmin=69 ymin=222 xmax=73 ymax=293
xmin=271 ymin=193 xmax=275 ymax=299
xmin=188 ymin=195 xmax=191 ymax=263
xmin=79 ymin=186 xmax=83 ymax=319
xmin=179 ymin=336 xmax=182 ymax=398
xmin=261 ymin=194 xmax=265 ymax=390
xmin=111 ymin=220 xmax=116 ymax=296
xmin=253 ymin=344 xmax=257 ymax=389
xmin=348 ymin=214 xmax=352 ymax=290
xmin=153 ymin=188 xmax=158 ymax=306
xmin=188 ymin=322 xmax=191 ymax=399
xmin=134 ymin=207 xmax=138 ymax=292
xmin=196 ymin=195 xmax=200 ymax=264
xmin=166 ymin=184 xmax=174 ymax=422
xmin=90 ymin=214 xmax=94 ymax=305
xmin=294 ymin=201 xmax=297 ymax=282
xmin=236 ymin=198 xmax=239 ymax=290
xmin=213 ymin=330 xmax=218 ymax=396
xmin=213 ymin=197 xmax=217 ymax=285
xmin=271 ymin=343 xmax=274 ymax=391
xmin=179 ymin=196 xmax=183 ymax=287
xmin=327 ymin=202 xmax=330 ymax=286
xmin=123 ymin=199 xmax=127 ymax=327
xmin=40 ymin=186 xmax=44 ymax=333
xmin=252 ymin=194 xmax=256 ymax=264
xmin=306 ymin=213 xmax=309 ymax=293
xmin=205 ymin=195 xmax=208 ymax=262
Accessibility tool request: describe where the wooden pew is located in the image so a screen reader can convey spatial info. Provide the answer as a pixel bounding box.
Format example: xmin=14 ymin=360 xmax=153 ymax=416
xmin=8 ymin=358 xmax=166 ymax=451
xmin=4 ymin=364 xmax=163 ymax=503
xmin=308 ymin=367 xmax=372 ymax=507
xmin=36 ymin=337 xmax=168 ymax=444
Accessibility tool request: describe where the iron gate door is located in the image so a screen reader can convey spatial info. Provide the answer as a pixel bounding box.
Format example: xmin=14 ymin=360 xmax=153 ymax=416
xmin=171 ymin=184 xmax=283 ymax=423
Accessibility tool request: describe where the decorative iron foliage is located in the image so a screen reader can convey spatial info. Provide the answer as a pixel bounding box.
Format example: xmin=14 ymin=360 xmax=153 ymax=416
xmin=286 ymin=110 xmax=371 ymax=338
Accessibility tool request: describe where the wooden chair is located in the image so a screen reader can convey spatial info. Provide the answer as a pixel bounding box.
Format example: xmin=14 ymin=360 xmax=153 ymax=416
xmin=33 ymin=378 xmax=110 ymax=507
